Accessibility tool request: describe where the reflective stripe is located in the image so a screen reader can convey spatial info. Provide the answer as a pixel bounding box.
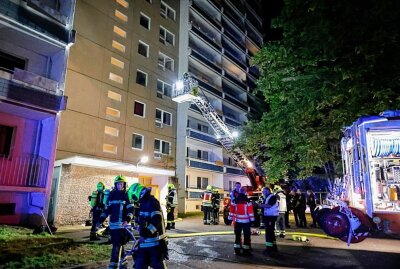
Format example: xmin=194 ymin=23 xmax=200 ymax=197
xmin=265 ymin=242 xmax=274 ymax=247
xmin=108 ymin=200 xmax=126 ymax=205
xmin=140 ymin=241 xmax=159 ymax=248
xmin=126 ymin=204 xmax=134 ymax=209
xmin=147 ymin=224 xmax=157 ymax=234
xmin=242 ymin=245 xmax=250 ymax=250
xmin=234 ymin=244 xmax=241 ymax=248
xmin=151 ymin=211 xmax=162 ymax=217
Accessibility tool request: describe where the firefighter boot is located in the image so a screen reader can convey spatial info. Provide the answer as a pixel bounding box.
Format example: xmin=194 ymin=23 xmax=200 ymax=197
xmin=171 ymin=222 xmax=175 ymax=229
xmin=166 ymin=223 xmax=171 ymax=230
xmin=90 ymin=232 xmax=100 ymax=241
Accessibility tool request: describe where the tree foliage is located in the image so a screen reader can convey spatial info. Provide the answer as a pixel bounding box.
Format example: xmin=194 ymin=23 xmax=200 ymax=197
xmin=240 ymin=0 xmax=400 ymax=182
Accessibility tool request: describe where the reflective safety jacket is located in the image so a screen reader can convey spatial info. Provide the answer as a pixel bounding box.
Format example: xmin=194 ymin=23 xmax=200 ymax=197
xmin=276 ymin=190 xmax=287 ymax=213
xmin=228 ymin=194 xmax=255 ymax=223
xmin=138 ymin=191 xmax=167 ymax=248
xmin=263 ymin=193 xmax=279 ymax=217
xmin=99 ymin=190 xmax=134 ymax=230
xmin=201 ymin=190 xmax=213 ymax=207
xmin=166 ymin=189 xmax=178 ymax=207
xmin=90 ymin=190 xmax=105 ymax=208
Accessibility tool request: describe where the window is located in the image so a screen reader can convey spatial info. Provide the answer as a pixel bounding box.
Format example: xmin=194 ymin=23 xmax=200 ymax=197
xmin=158 ymin=52 xmax=174 ymax=71
xmin=136 ymin=70 xmax=147 ymax=86
xmin=138 ymin=41 xmax=149 ymax=57
xmin=197 ymin=177 xmax=209 ymax=189
xmin=107 ymin=90 xmax=122 ymax=102
xmin=159 ymin=26 xmax=175 ymax=46
xmin=0 ymin=125 xmax=14 ymax=157
xmin=0 ymin=51 xmax=25 ymax=73
xmin=160 ymin=1 xmax=175 ymax=21
xmin=106 ymin=107 xmax=121 ymax=118
xmin=103 ymin=143 xmax=117 ymax=154
xmin=154 ymin=139 xmax=171 ymax=155
xmin=111 ymin=57 xmax=124 ymax=69
xmin=155 ymin=108 xmax=172 ymax=126
xmin=113 ymin=26 xmax=126 ymax=38
xmin=197 ymin=123 xmax=209 ymax=133
xmin=140 ymin=13 xmax=150 ymax=29
xmin=115 ymin=10 xmax=128 ymax=22
xmin=116 ymin=0 xmax=129 ymax=8
xmin=197 ymin=149 xmax=209 ymax=161
xmin=132 ymin=133 xmax=144 ymax=150
xmin=156 ymin=80 xmax=172 ymax=98
xmin=133 ymin=101 xmax=145 ymax=117
xmin=104 ymin=126 xmax=119 ymax=137
xmin=109 ymin=72 xmax=123 ymax=84
xmin=112 ymin=40 xmax=126 ymax=53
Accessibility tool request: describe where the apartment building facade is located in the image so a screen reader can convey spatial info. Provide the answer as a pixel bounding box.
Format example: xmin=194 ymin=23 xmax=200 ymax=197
xmin=176 ymin=0 xmax=264 ymax=213
xmin=53 ymin=0 xmax=180 ymax=225
xmin=0 ymin=0 xmax=75 ymax=226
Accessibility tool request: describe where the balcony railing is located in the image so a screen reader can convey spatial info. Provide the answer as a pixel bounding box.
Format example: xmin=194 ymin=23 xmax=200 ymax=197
xmin=223 ymin=48 xmax=247 ymax=70
xmin=188 ymin=158 xmax=224 ymax=172
xmin=225 ymin=117 xmax=241 ymax=127
xmin=190 ymin=49 xmax=222 ymax=75
xmin=190 ymin=26 xmax=222 ymax=52
xmin=187 ymin=128 xmax=221 ymax=145
xmin=0 ymin=154 xmax=49 ymax=188
xmin=197 ymin=79 xmax=222 ymax=97
xmin=226 ymin=166 xmax=245 ymax=175
xmin=191 ymin=1 xmax=222 ymax=30
xmin=224 ymin=93 xmax=248 ymax=110
xmin=223 ymin=71 xmax=247 ymax=90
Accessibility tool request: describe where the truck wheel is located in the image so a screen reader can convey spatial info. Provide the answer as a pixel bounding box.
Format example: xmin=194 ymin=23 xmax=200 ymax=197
xmin=323 ymin=211 xmax=350 ymax=238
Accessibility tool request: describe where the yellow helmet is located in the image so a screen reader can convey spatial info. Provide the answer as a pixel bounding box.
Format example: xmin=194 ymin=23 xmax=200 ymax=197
xmin=128 ymin=183 xmax=145 ymax=202
xmin=206 ymin=185 xmax=212 ymax=191
xmin=96 ymin=182 xmax=105 ymax=191
xmin=167 ymin=183 xmax=176 ymax=190
xmin=273 ymin=185 xmax=282 ymax=193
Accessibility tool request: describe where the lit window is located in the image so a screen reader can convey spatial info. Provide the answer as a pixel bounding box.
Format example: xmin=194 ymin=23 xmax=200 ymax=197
xmin=113 ymin=25 xmax=126 ymax=38
xmin=160 ymin=1 xmax=175 ymax=21
xmin=112 ymin=40 xmax=126 ymax=53
xmin=109 ymin=72 xmax=123 ymax=84
xmin=116 ymin=0 xmax=129 ymax=9
xmin=105 ymin=126 xmax=119 ymax=137
xmin=138 ymin=41 xmax=149 ymax=57
xmin=159 ymin=26 xmax=175 ymax=46
xmin=111 ymin=57 xmax=125 ymax=69
xmin=132 ymin=133 xmax=144 ymax=150
xmin=115 ymin=10 xmax=128 ymax=22
xmin=136 ymin=70 xmax=148 ymax=86
xmin=133 ymin=101 xmax=145 ymax=117
xmin=106 ymin=107 xmax=121 ymax=118
xmin=103 ymin=143 xmax=117 ymax=154
xmin=107 ymin=90 xmax=122 ymax=102
xmin=140 ymin=13 xmax=151 ymax=30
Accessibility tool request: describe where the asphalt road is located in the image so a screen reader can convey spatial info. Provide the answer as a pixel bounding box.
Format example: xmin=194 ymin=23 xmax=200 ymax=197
xmin=63 ymin=215 xmax=400 ymax=269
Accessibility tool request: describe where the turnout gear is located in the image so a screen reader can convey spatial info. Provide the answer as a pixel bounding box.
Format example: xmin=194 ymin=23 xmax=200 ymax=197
xmin=201 ymin=188 xmax=213 ymax=224
xmin=211 ymin=190 xmax=221 ymax=224
xmin=260 ymin=188 xmax=279 ymax=255
xmin=89 ymin=182 xmax=107 ymax=241
xmin=228 ymin=192 xmax=255 ymax=255
xmin=275 ymin=187 xmax=287 ymax=238
xmin=99 ymin=177 xmax=134 ymax=269
xmin=166 ymin=184 xmax=177 ymax=229
xmin=134 ymin=184 xmax=168 ymax=269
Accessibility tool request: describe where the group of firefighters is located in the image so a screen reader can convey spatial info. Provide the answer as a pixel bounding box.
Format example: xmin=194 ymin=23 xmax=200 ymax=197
xmin=88 ymin=176 xmax=177 ymax=269
xmin=200 ymin=185 xmax=221 ymax=225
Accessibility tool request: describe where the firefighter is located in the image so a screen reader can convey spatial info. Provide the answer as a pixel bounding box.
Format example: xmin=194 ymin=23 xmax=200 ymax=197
xmin=259 ymin=187 xmax=279 ymax=256
xmin=274 ymin=185 xmax=287 ymax=238
xmin=230 ymin=182 xmax=241 ymax=203
xmin=211 ymin=189 xmax=221 ymax=225
xmin=128 ymin=183 xmax=168 ymax=269
xmin=89 ymin=181 xmax=106 ymax=241
xmin=98 ymin=175 xmax=134 ymax=269
xmin=166 ymin=183 xmax=177 ymax=230
xmin=228 ymin=186 xmax=255 ymax=256
xmin=201 ymin=185 xmax=213 ymax=225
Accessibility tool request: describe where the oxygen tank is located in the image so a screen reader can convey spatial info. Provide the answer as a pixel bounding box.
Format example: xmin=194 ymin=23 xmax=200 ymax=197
xmin=90 ymin=190 xmax=97 ymax=208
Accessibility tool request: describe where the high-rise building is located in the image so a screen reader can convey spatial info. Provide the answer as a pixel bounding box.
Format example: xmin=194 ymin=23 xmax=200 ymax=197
xmin=53 ymin=0 xmax=180 ymax=225
xmin=0 ymin=0 xmax=75 ymax=226
xmin=176 ymin=0 xmax=264 ymax=213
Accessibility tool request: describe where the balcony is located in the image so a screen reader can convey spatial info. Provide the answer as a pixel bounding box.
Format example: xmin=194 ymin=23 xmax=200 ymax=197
xmin=0 ymin=154 xmax=49 ymax=188
xmin=187 ymin=128 xmax=220 ymax=146
xmin=226 ymin=166 xmax=245 ymax=175
xmin=187 ymin=158 xmax=224 ymax=172
xmin=197 ymin=79 xmax=222 ymax=97
xmin=223 ymin=71 xmax=247 ymax=90
xmin=224 ymin=93 xmax=248 ymax=111
xmin=248 ymin=66 xmax=260 ymax=79
xmin=0 ymin=76 xmax=67 ymax=112
xmin=191 ymin=1 xmax=222 ymax=30
xmin=247 ymin=76 xmax=257 ymax=90
xmin=223 ymin=28 xmax=246 ymax=51
xmin=225 ymin=117 xmax=241 ymax=127
xmin=245 ymin=10 xmax=263 ymax=33
xmin=246 ymin=26 xmax=262 ymax=49
xmin=222 ymin=3 xmax=245 ymax=31
xmin=190 ymin=26 xmax=222 ymax=52
xmin=190 ymin=49 xmax=222 ymax=75
xmin=223 ymin=47 xmax=247 ymax=70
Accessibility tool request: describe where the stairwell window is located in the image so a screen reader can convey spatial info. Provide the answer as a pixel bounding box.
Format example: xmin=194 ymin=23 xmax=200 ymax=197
xmin=158 ymin=52 xmax=174 ymax=71
xmin=138 ymin=41 xmax=149 ymax=57
xmin=159 ymin=26 xmax=175 ymax=46
xmin=140 ymin=13 xmax=151 ymax=30
xmin=154 ymin=139 xmax=171 ymax=156
xmin=160 ymin=1 xmax=175 ymax=21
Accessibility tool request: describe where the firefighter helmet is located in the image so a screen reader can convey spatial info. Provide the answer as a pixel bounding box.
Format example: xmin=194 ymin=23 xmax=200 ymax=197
xmin=273 ymin=185 xmax=282 ymax=193
xmin=206 ymin=185 xmax=212 ymax=191
xmin=168 ymin=183 xmax=176 ymax=190
xmin=114 ymin=175 xmax=127 ymax=189
xmin=97 ymin=182 xmax=105 ymax=191
xmin=128 ymin=183 xmax=145 ymax=202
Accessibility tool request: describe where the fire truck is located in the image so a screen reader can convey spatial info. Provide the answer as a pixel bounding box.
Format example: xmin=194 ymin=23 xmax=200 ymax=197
xmin=172 ymin=73 xmax=266 ymax=225
xmin=339 ymin=110 xmax=400 ymax=234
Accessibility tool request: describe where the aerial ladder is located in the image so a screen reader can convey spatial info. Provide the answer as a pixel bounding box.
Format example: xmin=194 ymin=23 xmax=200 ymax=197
xmin=172 ymin=73 xmax=265 ymax=190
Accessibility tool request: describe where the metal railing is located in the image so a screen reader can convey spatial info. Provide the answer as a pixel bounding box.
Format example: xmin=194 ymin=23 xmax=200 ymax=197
xmin=0 ymin=154 xmax=49 ymax=188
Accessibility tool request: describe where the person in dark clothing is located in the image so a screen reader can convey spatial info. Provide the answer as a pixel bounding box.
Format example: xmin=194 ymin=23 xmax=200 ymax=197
xmin=307 ymin=189 xmax=317 ymax=227
xmin=290 ymin=189 xmax=300 ymax=227
xmin=284 ymin=188 xmax=292 ymax=228
xmin=89 ymin=181 xmax=107 ymax=240
xmin=211 ymin=189 xmax=221 ymax=225
xmin=98 ymin=176 xmax=134 ymax=269
xmin=259 ymin=187 xmax=279 ymax=256
xmin=230 ymin=182 xmax=241 ymax=204
xmin=296 ymin=189 xmax=307 ymax=228
xmin=166 ymin=183 xmax=177 ymax=230
xmin=128 ymin=183 xmax=168 ymax=269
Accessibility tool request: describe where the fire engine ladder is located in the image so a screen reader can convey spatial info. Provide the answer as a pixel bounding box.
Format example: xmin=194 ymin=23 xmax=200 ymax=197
xmin=172 ymin=73 xmax=257 ymax=179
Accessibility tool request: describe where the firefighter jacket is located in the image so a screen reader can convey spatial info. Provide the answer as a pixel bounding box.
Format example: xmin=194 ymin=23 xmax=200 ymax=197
xmin=201 ymin=190 xmax=213 ymax=207
xmin=212 ymin=193 xmax=221 ymax=209
xmin=228 ymin=193 xmax=255 ymax=223
xmin=99 ymin=190 xmax=134 ymax=230
xmin=263 ymin=193 xmax=279 ymax=216
xmin=276 ymin=190 xmax=287 ymax=213
xmin=166 ymin=189 xmax=178 ymax=208
xmin=90 ymin=190 xmax=106 ymax=209
xmin=137 ymin=191 xmax=167 ymax=248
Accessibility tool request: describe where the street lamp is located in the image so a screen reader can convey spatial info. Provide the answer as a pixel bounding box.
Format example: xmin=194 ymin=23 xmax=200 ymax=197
xmin=136 ymin=156 xmax=149 ymax=171
xmin=232 ymin=131 xmax=239 ymax=138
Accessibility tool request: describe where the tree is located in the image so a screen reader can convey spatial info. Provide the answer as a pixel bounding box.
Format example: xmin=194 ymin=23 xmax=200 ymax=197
xmin=240 ymin=0 xmax=400 ymax=182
